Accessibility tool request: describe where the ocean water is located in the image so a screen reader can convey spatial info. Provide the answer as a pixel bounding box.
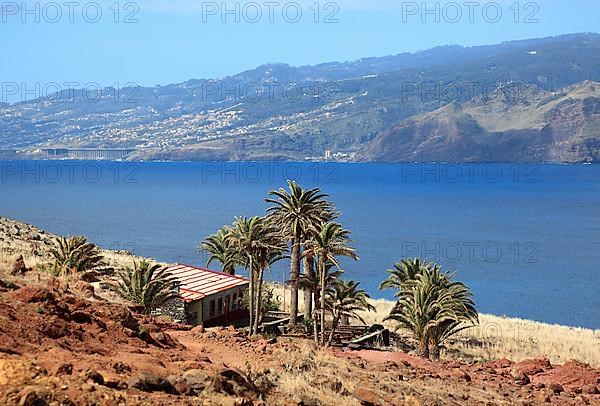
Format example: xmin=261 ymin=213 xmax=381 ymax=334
xmin=1 ymin=160 xmax=599 ymax=328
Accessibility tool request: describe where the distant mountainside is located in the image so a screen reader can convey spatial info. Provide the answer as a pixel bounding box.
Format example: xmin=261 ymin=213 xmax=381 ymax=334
xmin=2 ymin=33 xmax=600 ymax=162
xmin=363 ymin=81 xmax=600 ymax=163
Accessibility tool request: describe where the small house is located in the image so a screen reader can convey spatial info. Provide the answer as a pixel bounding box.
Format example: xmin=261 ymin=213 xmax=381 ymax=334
xmin=158 ymin=264 xmax=249 ymax=327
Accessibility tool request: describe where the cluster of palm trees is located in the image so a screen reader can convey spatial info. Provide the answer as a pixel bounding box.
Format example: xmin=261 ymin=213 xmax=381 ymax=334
xmin=48 ymin=192 xmax=479 ymax=358
xmin=50 ymin=236 xmax=179 ymax=314
xmin=380 ymin=258 xmax=478 ymax=360
xmin=201 ymin=180 xmax=373 ymax=344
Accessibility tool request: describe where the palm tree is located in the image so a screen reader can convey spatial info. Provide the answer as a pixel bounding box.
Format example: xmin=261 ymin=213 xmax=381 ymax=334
xmin=384 ymin=265 xmax=478 ymax=359
xmin=226 ymin=216 xmax=286 ymax=335
xmin=300 ymin=209 xmax=337 ymax=325
xmin=50 ymin=236 xmax=106 ymax=278
xmin=199 ymin=227 xmax=242 ymax=275
xmin=303 ymin=222 xmax=358 ymax=345
xmin=266 ymin=180 xmax=333 ymax=325
xmin=379 ymin=258 xmax=435 ymax=295
xmin=299 ymin=260 xmax=343 ymax=342
xmin=251 ymin=240 xmax=287 ymax=334
xmin=325 ymin=279 xmax=375 ymax=346
xmin=108 ymin=260 xmax=179 ymax=314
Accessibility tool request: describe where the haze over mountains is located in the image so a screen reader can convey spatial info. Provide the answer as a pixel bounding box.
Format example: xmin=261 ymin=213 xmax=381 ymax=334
xmin=2 ymin=33 xmax=600 ymax=162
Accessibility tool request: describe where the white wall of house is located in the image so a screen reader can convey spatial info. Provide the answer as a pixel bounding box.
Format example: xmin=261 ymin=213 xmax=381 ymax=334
xmin=203 ymin=285 xmax=248 ymax=322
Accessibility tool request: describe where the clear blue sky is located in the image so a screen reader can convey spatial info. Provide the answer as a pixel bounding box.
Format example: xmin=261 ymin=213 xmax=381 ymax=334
xmin=1 ymin=0 xmax=599 ymax=93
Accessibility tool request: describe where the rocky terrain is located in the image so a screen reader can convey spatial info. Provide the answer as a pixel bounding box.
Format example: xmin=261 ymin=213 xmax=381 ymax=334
xmin=2 ymin=33 xmax=600 ymax=162
xmin=0 ymin=276 xmax=599 ymax=405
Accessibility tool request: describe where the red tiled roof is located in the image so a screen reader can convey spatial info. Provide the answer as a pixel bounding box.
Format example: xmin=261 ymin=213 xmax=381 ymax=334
xmin=166 ymin=264 xmax=249 ymax=303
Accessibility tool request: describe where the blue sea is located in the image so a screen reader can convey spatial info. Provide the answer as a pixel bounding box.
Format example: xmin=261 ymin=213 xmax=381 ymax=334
xmin=1 ymin=160 xmax=599 ymax=328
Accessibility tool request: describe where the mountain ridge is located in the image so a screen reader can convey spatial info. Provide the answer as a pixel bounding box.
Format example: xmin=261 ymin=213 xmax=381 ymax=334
xmin=363 ymin=81 xmax=600 ymax=162
xmin=2 ymin=33 xmax=600 ymax=162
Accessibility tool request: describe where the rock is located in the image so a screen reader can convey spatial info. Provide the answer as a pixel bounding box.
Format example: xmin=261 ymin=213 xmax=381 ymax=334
xmin=582 ymin=384 xmax=599 ymax=394
xmin=214 ymin=368 xmax=258 ymax=396
xmin=537 ymin=391 xmax=551 ymax=403
xmin=103 ymin=376 xmax=127 ymax=390
xmin=196 ymin=355 xmax=212 ymax=364
xmin=80 ymin=270 xmax=100 ymax=283
xmin=182 ymin=369 xmax=212 ymax=394
xmin=17 ymin=386 xmax=45 ymax=406
xmin=181 ymin=361 xmax=202 ymax=370
xmin=451 ymin=369 xmax=472 ymax=382
xmin=71 ymin=311 xmax=93 ymax=324
xmin=112 ymin=361 xmax=131 ymax=374
xmin=547 ymin=383 xmax=564 ymax=394
xmin=510 ymin=368 xmax=530 ymax=385
xmin=81 ymin=383 xmax=95 ymax=392
xmin=172 ymin=377 xmax=193 ymax=396
xmin=253 ymin=374 xmax=275 ymax=393
xmin=191 ymin=325 xmax=205 ymax=334
xmin=353 ymin=386 xmax=384 ymax=405
xmin=53 ymin=363 xmax=73 ymax=376
xmin=80 ymin=368 xmax=104 ymax=385
xmin=127 ymin=371 xmax=176 ymax=394
xmin=11 ymin=256 xmax=29 ymax=275
xmin=515 ymin=358 xmax=551 ymax=376
xmin=403 ymin=395 xmax=424 ymax=406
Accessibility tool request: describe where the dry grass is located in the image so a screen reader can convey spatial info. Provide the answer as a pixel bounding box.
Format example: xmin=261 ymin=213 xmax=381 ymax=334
xmin=270 ymin=284 xmax=600 ymax=367
xmin=273 ymin=339 xmax=361 ymax=405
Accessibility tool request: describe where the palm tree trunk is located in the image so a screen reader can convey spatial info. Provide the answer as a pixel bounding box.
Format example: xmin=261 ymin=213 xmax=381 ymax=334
xmin=303 ymin=256 xmax=314 ymax=321
xmin=326 ymin=314 xmax=339 ymax=347
xmin=319 ymin=258 xmax=326 ymax=346
xmin=289 ymin=229 xmax=301 ymax=325
xmin=416 ymin=340 xmax=430 ymax=359
xmin=248 ymin=257 xmax=254 ymax=335
xmin=312 ymin=290 xmax=319 ymax=345
xmin=312 ymin=308 xmax=319 ymax=345
xmin=430 ymin=344 xmax=440 ymax=361
xmin=253 ymin=269 xmax=264 ymax=335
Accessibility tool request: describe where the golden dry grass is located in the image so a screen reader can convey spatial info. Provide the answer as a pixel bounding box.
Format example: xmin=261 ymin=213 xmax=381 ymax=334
xmin=273 ymin=340 xmax=361 ymax=405
xmin=362 ymin=299 xmax=600 ymax=367
xmin=270 ymin=284 xmax=600 ymax=367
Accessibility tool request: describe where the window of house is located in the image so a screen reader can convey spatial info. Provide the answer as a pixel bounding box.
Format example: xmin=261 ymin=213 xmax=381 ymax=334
xmin=218 ymin=298 xmax=223 ymax=315
xmin=209 ymin=300 xmax=216 ymax=317
xmin=232 ymin=293 xmax=237 ymax=309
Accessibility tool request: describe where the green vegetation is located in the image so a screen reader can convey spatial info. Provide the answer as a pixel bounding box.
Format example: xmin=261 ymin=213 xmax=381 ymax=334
xmin=108 ymin=260 xmax=179 ymax=314
xmin=199 ymin=227 xmax=243 ymax=275
xmin=240 ymin=286 xmax=281 ymax=326
xmin=49 ymin=236 xmax=106 ymax=278
xmin=265 ymin=180 xmax=335 ymax=325
xmin=225 ymin=216 xmax=287 ymax=335
xmin=200 ymin=183 xmax=478 ymax=354
xmin=324 ymin=280 xmax=374 ymax=347
xmin=303 ymin=222 xmax=359 ymax=345
xmin=381 ymin=259 xmax=478 ymax=360
xmin=201 ymin=181 xmax=372 ymax=344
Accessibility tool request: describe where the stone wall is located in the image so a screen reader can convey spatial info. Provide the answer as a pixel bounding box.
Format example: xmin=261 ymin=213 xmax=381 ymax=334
xmin=155 ymin=296 xmax=186 ymax=323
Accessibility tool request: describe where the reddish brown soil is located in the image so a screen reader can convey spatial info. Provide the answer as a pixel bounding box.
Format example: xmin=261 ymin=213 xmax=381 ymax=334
xmin=0 ymin=279 xmax=599 ymax=405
